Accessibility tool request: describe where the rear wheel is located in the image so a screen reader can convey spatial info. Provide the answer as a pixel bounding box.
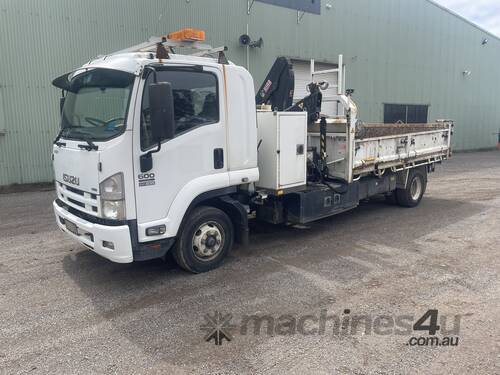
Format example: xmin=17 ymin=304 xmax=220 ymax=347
xmin=385 ymin=191 xmax=399 ymax=205
xmin=173 ymin=206 xmax=234 ymax=273
xmin=396 ymin=168 xmax=427 ymax=207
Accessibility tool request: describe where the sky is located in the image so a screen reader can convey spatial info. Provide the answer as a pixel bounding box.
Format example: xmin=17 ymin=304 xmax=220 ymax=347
xmin=433 ymin=0 xmax=500 ymax=37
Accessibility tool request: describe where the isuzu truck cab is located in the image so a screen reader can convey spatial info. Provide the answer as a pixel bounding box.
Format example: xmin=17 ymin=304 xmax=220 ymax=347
xmin=52 ymin=30 xmax=453 ymax=273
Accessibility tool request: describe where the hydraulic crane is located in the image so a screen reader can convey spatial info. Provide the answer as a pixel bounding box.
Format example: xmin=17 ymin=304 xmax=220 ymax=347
xmin=255 ymin=56 xmax=323 ymax=123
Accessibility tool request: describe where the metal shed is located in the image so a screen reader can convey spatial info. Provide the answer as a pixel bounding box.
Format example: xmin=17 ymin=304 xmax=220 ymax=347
xmin=0 ymin=0 xmax=499 ymax=186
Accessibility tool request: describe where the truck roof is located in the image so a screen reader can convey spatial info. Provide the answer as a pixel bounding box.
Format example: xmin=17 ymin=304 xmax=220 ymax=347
xmin=52 ymin=52 xmax=234 ymax=90
xmin=83 ymin=52 xmax=229 ymax=75
xmin=53 ymin=32 xmax=233 ymax=89
xmin=52 ymin=51 xmax=232 ymax=90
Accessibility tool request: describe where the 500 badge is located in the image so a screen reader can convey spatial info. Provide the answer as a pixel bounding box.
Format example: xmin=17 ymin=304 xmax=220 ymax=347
xmin=138 ymin=173 xmax=156 ymax=187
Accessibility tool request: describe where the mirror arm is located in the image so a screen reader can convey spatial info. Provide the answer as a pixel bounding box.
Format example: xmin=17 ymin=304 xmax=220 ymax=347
xmin=149 ymin=141 xmax=162 ymax=156
xmin=140 ymin=141 xmax=162 ymax=173
xmin=59 ymin=90 xmax=66 ymax=115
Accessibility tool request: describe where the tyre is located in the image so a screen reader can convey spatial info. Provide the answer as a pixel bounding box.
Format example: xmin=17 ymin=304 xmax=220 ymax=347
xmin=172 ymin=206 xmax=234 ymax=273
xmin=396 ymin=168 xmax=427 ymax=208
xmin=385 ymin=191 xmax=399 ymax=205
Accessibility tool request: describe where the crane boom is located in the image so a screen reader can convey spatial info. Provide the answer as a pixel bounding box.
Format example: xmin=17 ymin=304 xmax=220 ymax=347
xmin=256 ymin=57 xmax=323 ymax=122
xmin=255 ymin=57 xmax=295 ymax=111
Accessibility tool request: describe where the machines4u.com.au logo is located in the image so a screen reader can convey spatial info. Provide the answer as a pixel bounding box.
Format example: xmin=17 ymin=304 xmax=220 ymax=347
xmin=200 ymin=309 xmax=461 ymax=346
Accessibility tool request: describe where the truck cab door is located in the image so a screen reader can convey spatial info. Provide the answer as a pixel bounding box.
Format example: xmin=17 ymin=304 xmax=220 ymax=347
xmin=132 ymin=67 xmax=228 ymax=242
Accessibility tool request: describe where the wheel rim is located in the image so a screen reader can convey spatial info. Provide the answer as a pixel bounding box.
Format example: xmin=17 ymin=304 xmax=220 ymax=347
xmin=410 ymin=176 xmax=423 ymax=201
xmin=192 ymin=221 xmax=224 ymax=261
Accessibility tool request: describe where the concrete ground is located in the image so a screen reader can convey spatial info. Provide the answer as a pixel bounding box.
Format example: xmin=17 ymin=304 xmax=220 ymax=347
xmin=1 ymin=151 xmax=499 ymax=374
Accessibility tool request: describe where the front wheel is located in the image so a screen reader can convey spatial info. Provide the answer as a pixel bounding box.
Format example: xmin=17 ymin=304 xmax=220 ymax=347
xmin=396 ymin=168 xmax=427 ymax=207
xmin=173 ymin=206 xmax=234 ymax=273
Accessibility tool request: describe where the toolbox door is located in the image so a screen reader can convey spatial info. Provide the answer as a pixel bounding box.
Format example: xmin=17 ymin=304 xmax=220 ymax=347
xmin=278 ymin=113 xmax=307 ymax=188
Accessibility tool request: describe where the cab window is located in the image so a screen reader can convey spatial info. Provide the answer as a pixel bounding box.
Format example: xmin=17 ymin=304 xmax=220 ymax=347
xmin=141 ymin=70 xmax=219 ymax=150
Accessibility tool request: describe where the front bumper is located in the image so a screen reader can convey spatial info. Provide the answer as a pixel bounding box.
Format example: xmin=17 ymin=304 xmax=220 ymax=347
xmin=53 ymin=200 xmax=133 ymax=263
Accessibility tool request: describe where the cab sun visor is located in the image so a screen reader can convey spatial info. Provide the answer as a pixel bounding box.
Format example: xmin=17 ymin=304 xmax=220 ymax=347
xmin=52 ymin=68 xmax=134 ymax=93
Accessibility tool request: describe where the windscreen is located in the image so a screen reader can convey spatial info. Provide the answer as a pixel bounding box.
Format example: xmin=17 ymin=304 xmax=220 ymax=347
xmin=60 ymin=69 xmax=135 ymax=142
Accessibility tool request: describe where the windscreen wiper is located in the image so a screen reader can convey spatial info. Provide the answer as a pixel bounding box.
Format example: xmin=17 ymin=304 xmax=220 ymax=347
xmin=65 ymin=130 xmax=99 ymax=151
xmin=78 ymin=136 xmax=98 ymax=151
xmin=53 ymin=128 xmax=67 ymax=147
xmin=54 ymin=125 xmax=83 ymax=147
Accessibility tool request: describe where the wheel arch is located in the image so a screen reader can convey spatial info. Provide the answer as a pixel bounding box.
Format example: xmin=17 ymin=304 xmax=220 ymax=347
xmin=396 ymin=165 xmax=428 ymax=189
xmin=180 ymin=188 xmax=249 ymax=246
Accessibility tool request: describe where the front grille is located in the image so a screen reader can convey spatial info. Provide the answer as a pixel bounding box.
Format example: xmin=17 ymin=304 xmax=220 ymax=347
xmin=57 ymin=182 xmax=100 ymax=217
xmin=55 ymin=199 xmax=127 ymax=227
xmin=68 ymin=197 xmax=85 ymax=208
xmin=66 ymin=185 xmax=84 ymax=196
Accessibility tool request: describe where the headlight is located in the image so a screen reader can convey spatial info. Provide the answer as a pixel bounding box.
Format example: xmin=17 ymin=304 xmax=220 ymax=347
xmin=100 ymin=173 xmax=126 ymax=220
xmin=102 ymin=200 xmax=126 ymax=220
xmin=100 ymin=173 xmax=124 ymax=201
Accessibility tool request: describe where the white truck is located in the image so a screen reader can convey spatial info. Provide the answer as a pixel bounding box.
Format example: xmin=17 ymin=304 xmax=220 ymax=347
xmin=52 ymin=29 xmax=453 ymax=273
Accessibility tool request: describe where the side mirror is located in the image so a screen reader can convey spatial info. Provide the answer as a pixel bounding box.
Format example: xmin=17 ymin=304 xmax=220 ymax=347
xmin=149 ymin=82 xmax=175 ymax=142
xmin=140 ymin=82 xmax=175 ymax=173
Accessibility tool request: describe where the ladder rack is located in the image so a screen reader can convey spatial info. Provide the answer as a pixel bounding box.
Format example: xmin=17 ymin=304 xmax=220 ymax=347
xmin=110 ymin=36 xmax=228 ymax=59
xmin=310 ymin=54 xmax=344 ymax=96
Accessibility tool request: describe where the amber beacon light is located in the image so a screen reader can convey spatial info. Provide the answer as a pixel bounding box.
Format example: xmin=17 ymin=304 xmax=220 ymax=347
xmin=167 ymin=28 xmax=206 ymax=42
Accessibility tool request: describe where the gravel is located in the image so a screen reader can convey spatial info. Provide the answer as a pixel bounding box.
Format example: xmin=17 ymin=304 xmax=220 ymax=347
xmin=0 ymin=151 xmax=499 ymax=374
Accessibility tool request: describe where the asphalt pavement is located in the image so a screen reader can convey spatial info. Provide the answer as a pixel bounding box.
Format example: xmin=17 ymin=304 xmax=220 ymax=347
xmin=1 ymin=151 xmax=499 ymax=374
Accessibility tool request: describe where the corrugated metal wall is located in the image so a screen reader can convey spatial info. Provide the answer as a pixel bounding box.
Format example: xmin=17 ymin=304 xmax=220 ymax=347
xmin=1 ymin=0 xmax=499 ymax=186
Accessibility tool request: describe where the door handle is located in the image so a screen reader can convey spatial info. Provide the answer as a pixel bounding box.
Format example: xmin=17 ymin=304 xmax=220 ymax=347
xmin=296 ymin=144 xmax=305 ymax=155
xmin=214 ymin=148 xmax=224 ymax=169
